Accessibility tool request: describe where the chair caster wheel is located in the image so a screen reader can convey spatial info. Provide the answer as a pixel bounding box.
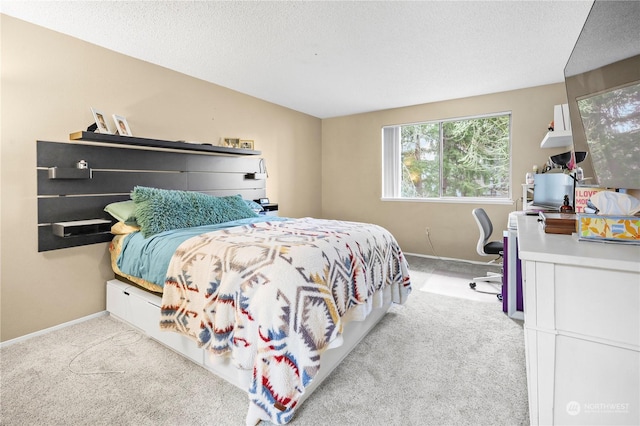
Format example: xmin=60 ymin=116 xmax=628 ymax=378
xmin=497 ymin=294 xmax=503 ymax=301
xmin=469 ymin=282 xmax=476 ymax=289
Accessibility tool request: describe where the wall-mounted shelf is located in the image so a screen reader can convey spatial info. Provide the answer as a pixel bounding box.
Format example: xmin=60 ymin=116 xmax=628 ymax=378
xmin=540 ymin=130 xmax=572 ymax=149
xmin=52 ymin=219 xmax=112 ymax=238
xmin=69 ymin=131 xmax=262 ymax=155
xmin=48 ymin=167 xmax=92 ymax=179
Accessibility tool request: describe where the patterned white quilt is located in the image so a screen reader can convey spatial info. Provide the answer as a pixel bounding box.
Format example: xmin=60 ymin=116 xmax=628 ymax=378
xmin=160 ymin=218 xmax=411 ymax=424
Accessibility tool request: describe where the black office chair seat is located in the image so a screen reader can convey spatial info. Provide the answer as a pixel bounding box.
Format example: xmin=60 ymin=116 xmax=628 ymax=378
xmin=483 ymin=241 xmax=503 ymax=257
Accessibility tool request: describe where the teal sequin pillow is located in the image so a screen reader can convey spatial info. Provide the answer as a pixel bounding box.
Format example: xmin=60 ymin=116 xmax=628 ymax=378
xmin=131 ymin=186 xmax=258 ymax=237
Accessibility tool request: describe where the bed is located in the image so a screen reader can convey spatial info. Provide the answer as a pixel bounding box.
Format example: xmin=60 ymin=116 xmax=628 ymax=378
xmin=106 ymin=186 xmax=412 ymax=425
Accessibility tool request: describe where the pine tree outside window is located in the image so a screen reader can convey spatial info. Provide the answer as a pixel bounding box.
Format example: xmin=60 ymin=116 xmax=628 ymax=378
xmin=382 ymin=113 xmax=511 ymax=202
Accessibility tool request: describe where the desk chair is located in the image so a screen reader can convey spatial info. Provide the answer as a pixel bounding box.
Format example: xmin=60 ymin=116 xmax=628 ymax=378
xmin=469 ymin=208 xmax=503 ymax=300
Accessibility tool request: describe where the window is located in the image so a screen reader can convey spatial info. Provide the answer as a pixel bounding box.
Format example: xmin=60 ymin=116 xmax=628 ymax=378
xmin=382 ymin=113 xmax=511 ymax=201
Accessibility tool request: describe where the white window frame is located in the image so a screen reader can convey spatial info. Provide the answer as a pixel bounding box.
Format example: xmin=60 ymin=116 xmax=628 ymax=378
xmin=381 ymin=112 xmax=513 ymax=204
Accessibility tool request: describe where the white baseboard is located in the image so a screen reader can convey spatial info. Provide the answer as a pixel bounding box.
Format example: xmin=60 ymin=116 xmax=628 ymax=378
xmin=404 ymin=252 xmax=500 ymax=267
xmin=0 ymin=311 xmax=108 ymax=348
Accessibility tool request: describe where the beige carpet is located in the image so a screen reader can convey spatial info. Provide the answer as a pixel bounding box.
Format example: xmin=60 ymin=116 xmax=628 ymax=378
xmin=1 ymin=260 xmax=527 ymax=425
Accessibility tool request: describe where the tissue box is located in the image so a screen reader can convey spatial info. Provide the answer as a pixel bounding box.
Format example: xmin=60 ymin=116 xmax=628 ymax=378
xmin=578 ymin=214 xmax=640 ymax=242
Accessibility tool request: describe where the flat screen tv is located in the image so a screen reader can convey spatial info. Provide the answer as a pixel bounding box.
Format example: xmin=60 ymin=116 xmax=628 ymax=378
xmin=564 ymin=0 xmax=640 ymax=190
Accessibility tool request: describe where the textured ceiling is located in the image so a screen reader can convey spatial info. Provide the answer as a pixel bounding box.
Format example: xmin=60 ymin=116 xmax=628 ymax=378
xmin=1 ymin=1 xmax=594 ymax=119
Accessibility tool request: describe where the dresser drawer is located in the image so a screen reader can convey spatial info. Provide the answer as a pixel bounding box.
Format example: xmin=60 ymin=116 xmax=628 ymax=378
xmin=555 ymin=265 xmax=639 ymax=346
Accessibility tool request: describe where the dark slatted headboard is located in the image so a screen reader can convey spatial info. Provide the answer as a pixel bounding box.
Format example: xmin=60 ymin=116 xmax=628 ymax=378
xmin=37 ymin=140 xmax=266 ymax=252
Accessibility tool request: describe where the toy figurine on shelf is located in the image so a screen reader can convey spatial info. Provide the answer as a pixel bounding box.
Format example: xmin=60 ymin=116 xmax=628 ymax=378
xmin=560 ymin=194 xmax=574 ymax=213
xmin=548 ymin=120 xmax=554 ymax=131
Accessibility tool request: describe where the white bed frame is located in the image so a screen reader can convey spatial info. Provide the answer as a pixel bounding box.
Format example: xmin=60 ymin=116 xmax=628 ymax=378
xmin=106 ymin=279 xmax=393 ymax=424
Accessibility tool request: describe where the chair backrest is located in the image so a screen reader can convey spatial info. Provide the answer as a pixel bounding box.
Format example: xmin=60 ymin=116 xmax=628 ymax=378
xmin=472 ymin=208 xmax=494 ymax=256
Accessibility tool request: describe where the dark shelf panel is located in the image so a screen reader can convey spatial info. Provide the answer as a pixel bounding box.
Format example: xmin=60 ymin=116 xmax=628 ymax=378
xmin=69 ymin=131 xmax=261 ymax=155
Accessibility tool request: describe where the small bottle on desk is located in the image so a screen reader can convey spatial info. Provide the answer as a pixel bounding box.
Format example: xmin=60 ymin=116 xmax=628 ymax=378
xmin=560 ymin=195 xmax=574 ymax=213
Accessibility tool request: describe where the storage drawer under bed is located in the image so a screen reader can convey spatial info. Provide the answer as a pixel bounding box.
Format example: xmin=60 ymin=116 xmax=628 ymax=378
xmin=106 ymin=279 xmax=204 ymax=364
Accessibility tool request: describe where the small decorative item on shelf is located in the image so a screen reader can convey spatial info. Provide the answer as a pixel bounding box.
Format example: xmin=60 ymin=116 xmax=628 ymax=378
xmin=112 ymin=114 xmax=132 ymax=136
xmin=222 ymin=138 xmax=240 ymax=148
xmin=90 ymin=107 xmax=111 ymax=134
xmin=239 ymin=140 xmax=254 ymax=150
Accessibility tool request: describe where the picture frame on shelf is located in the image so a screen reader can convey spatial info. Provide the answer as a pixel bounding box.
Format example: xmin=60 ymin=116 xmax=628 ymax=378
xmin=112 ymin=114 xmax=132 ymax=136
xmin=239 ymin=140 xmax=254 ymax=150
xmin=90 ymin=107 xmax=111 ymax=134
xmin=222 ymin=138 xmax=240 ymax=148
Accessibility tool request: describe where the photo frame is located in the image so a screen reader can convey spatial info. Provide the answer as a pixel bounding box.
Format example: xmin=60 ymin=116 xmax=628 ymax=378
xmin=239 ymin=140 xmax=254 ymax=150
xmin=90 ymin=107 xmax=111 ymax=134
xmin=222 ymin=138 xmax=240 ymax=148
xmin=112 ymin=114 xmax=132 ymax=136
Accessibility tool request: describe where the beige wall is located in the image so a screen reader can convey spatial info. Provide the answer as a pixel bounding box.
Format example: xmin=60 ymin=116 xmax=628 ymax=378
xmin=1 ymin=15 xmax=571 ymax=342
xmin=0 ymin=16 xmax=321 ymax=341
xmin=321 ymin=83 xmax=570 ymax=260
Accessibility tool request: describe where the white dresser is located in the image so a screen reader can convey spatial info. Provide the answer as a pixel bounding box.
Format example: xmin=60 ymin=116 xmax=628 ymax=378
xmin=517 ymin=216 xmax=639 ymax=425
